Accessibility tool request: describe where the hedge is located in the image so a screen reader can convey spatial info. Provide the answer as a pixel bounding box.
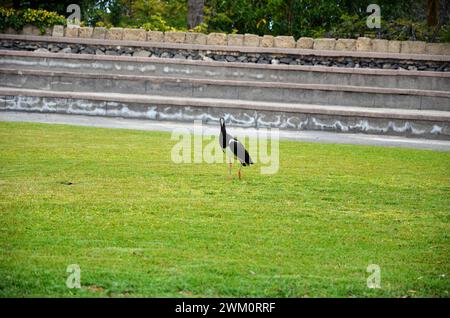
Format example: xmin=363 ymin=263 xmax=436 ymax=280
xmin=0 ymin=8 xmax=66 ymax=34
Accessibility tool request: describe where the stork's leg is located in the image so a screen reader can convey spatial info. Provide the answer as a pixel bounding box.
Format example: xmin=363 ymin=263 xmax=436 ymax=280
xmin=227 ymin=162 xmax=233 ymax=180
xmin=238 ymin=165 xmax=242 ymax=180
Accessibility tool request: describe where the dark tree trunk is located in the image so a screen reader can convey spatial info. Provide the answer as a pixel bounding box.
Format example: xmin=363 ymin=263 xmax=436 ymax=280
xmin=427 ymin=0 xmax=440 ymax=26
xmin=188 ymin=0 xmax=204 ymax=29
xmin=431 ymin=0 xmax=449 ymax=42
xmin=439 ymin=0 xmax=448 ymax=25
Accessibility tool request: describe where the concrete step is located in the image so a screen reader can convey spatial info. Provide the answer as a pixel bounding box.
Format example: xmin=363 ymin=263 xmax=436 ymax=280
xmin=1 ymin=50 xmax=450 ymax=91
xmin=1 ymin=67 xmax=449 ymax=111
xmin=1 ymin=87 xmax=449 ymax=139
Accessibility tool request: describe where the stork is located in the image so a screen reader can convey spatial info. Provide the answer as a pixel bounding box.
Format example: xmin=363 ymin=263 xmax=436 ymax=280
xmin=219 ymin=117 xmax=253 ymax=179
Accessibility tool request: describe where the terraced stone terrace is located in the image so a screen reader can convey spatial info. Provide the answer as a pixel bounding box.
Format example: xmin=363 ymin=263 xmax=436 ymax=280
xmin=0 ymin=34 xmax=449 ymax=140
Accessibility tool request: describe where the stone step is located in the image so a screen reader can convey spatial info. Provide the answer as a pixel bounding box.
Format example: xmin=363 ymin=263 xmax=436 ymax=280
xmin=1 ymin=67 xmax=449 ymax=111
xmin=2 ymin=33 xmax=450 ymax=61
xmin=1 ymin=87 xmax=449 ymax=139
xmin=1 ymin=50 xmax=449 ymax=91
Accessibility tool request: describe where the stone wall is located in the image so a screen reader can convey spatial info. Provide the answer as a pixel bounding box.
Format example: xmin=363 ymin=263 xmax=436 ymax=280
xmin=2 ymin=39 xmax=449 ymax=72
xmin=3 ymin=24 xmax=450 ymax=56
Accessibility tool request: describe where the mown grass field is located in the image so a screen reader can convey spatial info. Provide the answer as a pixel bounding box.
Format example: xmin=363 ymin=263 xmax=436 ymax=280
xmin=0 ymin=121 xmax=448 ymax=297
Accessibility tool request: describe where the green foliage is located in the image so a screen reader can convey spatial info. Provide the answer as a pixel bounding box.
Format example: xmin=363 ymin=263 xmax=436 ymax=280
xmin=108 ymin=0 xmax=125 ymax=26
xmin=140 ymin=14 xmax=175 ymax=32
xmin=324 ymin=14 xmax=367 ymax=39
xmin=439 ymin=26 xmax=450 ymax=43
xmin=200 ymin=0 xmax=441 ymax=41
xmin=386 ymin=20 xmax=450 ymax=43
xmin=94 ymin=21 xmax=112 ymax=29
xmin=2 ymin=1 xmax=448 ymax=42
xmin=204 ymin=0 xmax=269 ymax=34
xmin=206 ymin=11 xmax=233 ymax=32
xmin=0 ymin=7 xmax=22 ymax=31
xmin=325 ymin=15 xmax=450 ymax=43
xmin=161 ymin=0 xmax=188 ymax=29
xmin=0 ymin=7 xmax=66 ymax=33
xmin=5 ymin=0 xmax=99 ymax=27
xmin=83 ymin=0 xmax=187 ymax=31
xmin=270 ymin=0 xmax=345 ymax=37
xmin=189 ymin=22 xmax=208 ymax=33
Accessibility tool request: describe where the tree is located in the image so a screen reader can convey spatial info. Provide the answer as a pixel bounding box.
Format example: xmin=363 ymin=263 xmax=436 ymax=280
xmin=438 ymin=0 xmax=448 ymax=25
xmin=428 ymin=0 xmax=449 ymax=41
xmin=187 ymin=0 xmax=204 ymax=29
xmin=428 ymin=0 xmax=440 ymax=26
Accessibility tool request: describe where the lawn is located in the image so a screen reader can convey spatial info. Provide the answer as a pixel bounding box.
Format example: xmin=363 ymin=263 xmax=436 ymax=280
xmin=0 ymin=121 xmax=448 ymax=297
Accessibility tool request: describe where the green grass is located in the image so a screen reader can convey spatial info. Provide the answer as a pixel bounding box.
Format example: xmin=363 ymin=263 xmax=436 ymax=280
xmin=0 ymin=121 xmax=449 ymax=298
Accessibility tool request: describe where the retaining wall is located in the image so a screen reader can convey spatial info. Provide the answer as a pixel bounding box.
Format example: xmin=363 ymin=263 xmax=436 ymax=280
xmin=2 ymin=24 xmax=450 ymax=56
xmin=0 ymin=36 xmax=449 ymax=140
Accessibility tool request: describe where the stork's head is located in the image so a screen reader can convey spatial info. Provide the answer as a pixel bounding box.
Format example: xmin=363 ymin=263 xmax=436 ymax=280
xmin=219 ymin=117 xmax=226 ymax=129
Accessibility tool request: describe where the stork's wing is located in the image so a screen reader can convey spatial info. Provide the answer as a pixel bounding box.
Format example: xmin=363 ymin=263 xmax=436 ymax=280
xmin=229 ymin=139 xmax=253 ymax=166
xmin=219 ymin=131 xmax=226 ymax=150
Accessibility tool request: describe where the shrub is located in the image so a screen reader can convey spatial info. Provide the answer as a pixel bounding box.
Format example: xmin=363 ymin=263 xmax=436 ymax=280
xmin=140 ymin=14 xmax=175 ymax=32
xmin=95 ymin=21 xmax=113 ymax=29
xmin=189 ymin=22 xmax=208 ymax=33
xmin=0 ymin=7 xmax=66 ymax=34
xmin=325 ymin=15 xmax=450 ymax=43
xmin=0 ymin=7 xmax=23 ymax=31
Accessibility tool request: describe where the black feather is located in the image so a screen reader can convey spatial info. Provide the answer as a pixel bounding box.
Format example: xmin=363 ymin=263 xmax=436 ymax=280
xmin=219 ymin=117 xmax=253 ymax=166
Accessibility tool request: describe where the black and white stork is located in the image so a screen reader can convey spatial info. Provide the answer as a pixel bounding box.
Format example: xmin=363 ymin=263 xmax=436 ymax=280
xmin=219 ymin=117 xmax=253 ymax=179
